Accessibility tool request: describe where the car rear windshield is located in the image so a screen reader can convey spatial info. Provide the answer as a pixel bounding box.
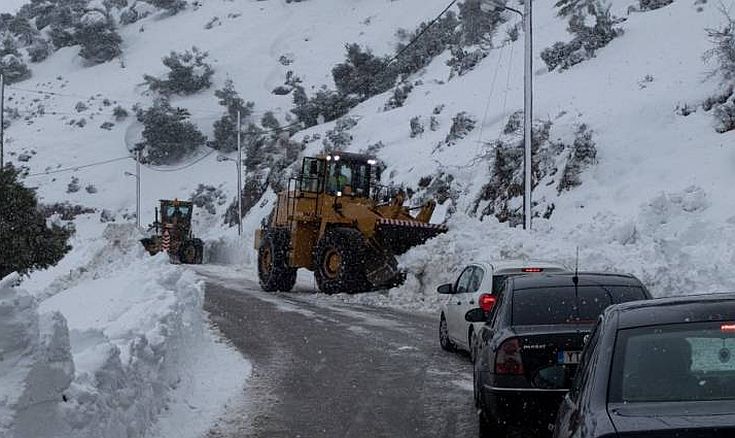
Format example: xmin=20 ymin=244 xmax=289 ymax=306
xmin=511 ymin=285 xmax=646 ymax=326
xmin=609 ymin=321 xmax=735 ymax=403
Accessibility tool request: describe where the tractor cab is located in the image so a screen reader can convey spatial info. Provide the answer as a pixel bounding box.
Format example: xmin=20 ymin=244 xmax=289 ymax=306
xmin=299 ymin=153 xmax=380 ymax=198
xmin=159 ymin=200 xmax=193 ymax=231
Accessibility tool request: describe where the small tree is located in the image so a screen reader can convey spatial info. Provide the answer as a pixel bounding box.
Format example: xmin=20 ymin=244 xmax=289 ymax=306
xmin=291 ymin=86 xmax=358 ymax=127
xmin=147 ymin=0 xmax=187 ymax=15
xmin=332 ymin=43 xmax=396 ymax=99
xmin=0 ymin=164 xmax=72 ymax=278
xmin=394 ymin=12 xmax=460 ymax=76
xmin=457 ymin=0 xmax=507 ymax=46
xmin=0 ymin=34 xmax=31 ymax=83
xmin=144 ymin=47 xmax=214 ymax=95
xmin=136 ymin=98 xmax=207 ymax=164
xmin=75 ymin=10 xmax=122 ymax=64
xmin=209 ymin=79 xmax=254 ymax=152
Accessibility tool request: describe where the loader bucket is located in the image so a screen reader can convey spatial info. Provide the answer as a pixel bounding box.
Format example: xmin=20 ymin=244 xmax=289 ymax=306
xmin=375 ymin=218 xmax=448 ymax=256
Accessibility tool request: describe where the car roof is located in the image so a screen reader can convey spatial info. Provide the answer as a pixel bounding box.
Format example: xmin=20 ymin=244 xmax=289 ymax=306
xmin=609 ymin=293 xmax=735 ymax=329
xmin=472 ymin=260 xmax=568 ymax=273
xmin=509 ymin=272 xmax=644 ymax=291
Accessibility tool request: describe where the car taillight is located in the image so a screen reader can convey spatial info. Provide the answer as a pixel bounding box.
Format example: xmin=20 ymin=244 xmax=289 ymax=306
xmin=479 ymin=293 xmax=497 ymax=313
xmin=495 ymin=338 xmax=524 ymax=375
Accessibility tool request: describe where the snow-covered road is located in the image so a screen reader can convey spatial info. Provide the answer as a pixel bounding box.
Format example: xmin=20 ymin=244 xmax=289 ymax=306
xmin=200 ymin=269 xmax=479 ymax=438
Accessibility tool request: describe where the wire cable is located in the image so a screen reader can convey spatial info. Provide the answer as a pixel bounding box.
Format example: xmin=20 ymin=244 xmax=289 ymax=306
xmin=25 ymin=156 xmax=133 ymax=177
xmin=141 ymin=148 xmax=217 ymax=172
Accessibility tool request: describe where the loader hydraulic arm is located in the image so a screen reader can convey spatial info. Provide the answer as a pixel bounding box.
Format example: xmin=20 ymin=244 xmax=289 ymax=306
xmin=415 ymin=199 xmax=436 ymax=223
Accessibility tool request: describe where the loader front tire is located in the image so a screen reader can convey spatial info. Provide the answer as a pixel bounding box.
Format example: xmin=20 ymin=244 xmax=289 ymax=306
xmin=258 ymin=229 xmax=297 ymax=292
xmin=314 ymin=228 xmax=370 ymax=295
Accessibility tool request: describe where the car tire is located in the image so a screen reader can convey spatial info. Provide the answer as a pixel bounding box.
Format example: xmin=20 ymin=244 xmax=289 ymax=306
xmin=469 ymin=328 xmax=478 ymax=364
xmin=478 ymin=408 xmax=504 ymax=438
xmin=439 ymin=314 xmax=455 ymax=352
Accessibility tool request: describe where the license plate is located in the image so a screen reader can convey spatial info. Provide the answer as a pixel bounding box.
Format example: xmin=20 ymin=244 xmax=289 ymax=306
xmin=557 ymin=350 xmax=581 ymax=365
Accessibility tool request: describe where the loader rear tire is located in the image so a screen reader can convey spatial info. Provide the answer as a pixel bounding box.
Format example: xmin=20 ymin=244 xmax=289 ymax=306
xmin=258 ymin=228 xmax=297 ymax=292
xmin=314 ymin=228 xmax=370 ymax=295
xmin=180 ymin=240 xmax=200 ymax=264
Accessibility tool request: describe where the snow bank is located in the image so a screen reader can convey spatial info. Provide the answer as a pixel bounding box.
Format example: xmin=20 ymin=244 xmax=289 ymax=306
xmin=0 ymin=273 xmax=75 ymax=438
xmin=2 ymin=225 xmax=249 ymax=438
xmin=396 ymin=186 xmax=735 ymax=310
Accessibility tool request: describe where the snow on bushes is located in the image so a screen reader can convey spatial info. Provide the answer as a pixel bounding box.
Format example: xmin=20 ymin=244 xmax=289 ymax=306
xmin=135 ymin=98 xmax=207 ymax=165
xmin=541 ymin=0 xmax=623 ymax=72
xmin=144 ymin=47 xmax=214 ymax=96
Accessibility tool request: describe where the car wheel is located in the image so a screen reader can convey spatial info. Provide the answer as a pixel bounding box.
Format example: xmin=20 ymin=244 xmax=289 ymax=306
xmin=469 ymin=328 xmax=478 ymax=364
xmin=478 ymin=407 xmax=504 ymax=438
xmin=439 ymin=314 xmax=454 ymax=352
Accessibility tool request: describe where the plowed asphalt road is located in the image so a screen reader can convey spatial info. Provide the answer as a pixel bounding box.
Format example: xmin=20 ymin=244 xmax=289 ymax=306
xmin=200 ymin=268 xmax=478 ymax=438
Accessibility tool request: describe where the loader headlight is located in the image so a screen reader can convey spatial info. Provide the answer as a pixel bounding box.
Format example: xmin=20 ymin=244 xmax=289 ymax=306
xmin=367 ymin=159 xmax=377 ymax=165
xmin=336 ymin=191 xmax=343 ymax=197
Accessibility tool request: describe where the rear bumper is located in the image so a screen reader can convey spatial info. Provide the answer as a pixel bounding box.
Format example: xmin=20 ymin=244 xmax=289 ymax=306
xmin=483 ymin=385 xmax=567 ymax=430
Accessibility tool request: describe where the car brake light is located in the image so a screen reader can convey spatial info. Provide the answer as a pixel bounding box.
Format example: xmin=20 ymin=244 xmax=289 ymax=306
xmin=722 ymin=324 xmax=735 ymax=333
xmin=521 ymin=268 xmax=543 ymax=273
xmin=495 ymin=338 xmax=524 ymax=375
xmin=479 ymin=293 xmax=497 ymax=313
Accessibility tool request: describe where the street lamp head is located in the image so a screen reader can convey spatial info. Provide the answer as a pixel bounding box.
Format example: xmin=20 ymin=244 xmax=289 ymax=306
xmin=124 ymin=171 xmax=135 ymax=177
xmin=217 ymin=155 xmax=232 ymax=163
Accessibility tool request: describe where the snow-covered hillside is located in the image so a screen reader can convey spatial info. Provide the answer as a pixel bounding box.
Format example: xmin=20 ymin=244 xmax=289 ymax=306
xmin=1 ymin=0 xmax=734 ymax=432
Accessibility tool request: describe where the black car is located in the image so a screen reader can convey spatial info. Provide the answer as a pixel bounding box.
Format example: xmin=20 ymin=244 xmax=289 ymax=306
xmin=554 ymin=293 xmax=735 ymax=438
xmin=467 ymin=273 xmax=651 ymax=437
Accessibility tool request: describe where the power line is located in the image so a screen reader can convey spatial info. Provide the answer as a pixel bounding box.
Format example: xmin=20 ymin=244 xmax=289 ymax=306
xmin=141 ymin=149 xmax=216 ymax=172
xmin=5 ymin=85 xmax=287 ymax=120
xmin=25 ymin=156 xmax=132 ymax=177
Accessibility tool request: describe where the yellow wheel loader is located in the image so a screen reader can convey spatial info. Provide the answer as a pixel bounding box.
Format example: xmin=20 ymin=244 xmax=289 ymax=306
xmin=141 ymin=199 xmax=204 ymax=264
xmin=254 ymin=152 xmax=447 ymax=294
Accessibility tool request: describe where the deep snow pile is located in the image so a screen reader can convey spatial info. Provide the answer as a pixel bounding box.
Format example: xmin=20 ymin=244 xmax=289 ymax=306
xmin=395 ymin=185 xmax=735 ymax=309
xmin=0 ymin=224 xmax=249 ymax=438
xmin=0 ymin=274 xmax=74 ymax=438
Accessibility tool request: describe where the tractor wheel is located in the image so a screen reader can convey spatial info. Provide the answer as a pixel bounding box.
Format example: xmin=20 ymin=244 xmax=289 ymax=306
xmin=179 ymin=240 xmax=199 ymax=264
xmin=258 ymin=229 xmax=297 ymax=292
xmin=192 ymin=239 xmax=204 ymax=264
xmin=313 ymin=228 xmax=370 ymax=295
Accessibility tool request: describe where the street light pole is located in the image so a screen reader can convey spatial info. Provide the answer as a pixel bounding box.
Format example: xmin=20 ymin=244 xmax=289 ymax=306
xmin=136 ymin=148 xmax=141 ymax=229
xmin=1 ymin=73 xmax=5 ymax=169
xmin=237 ymin=110 xmax=242 ymax=236
xmin=523 ymin=0 xmax=533 ymax=231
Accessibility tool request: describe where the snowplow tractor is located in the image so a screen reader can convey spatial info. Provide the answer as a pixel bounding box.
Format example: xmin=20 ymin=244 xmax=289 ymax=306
xmin=141 ymin=199 xmax=204 ymax=264
xmin=254 ymin=152 xmax=448 ymax=295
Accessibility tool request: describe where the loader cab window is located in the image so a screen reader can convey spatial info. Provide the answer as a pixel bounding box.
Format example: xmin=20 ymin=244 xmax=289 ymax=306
xmin=326 ymin=159 xmax=371 ymax=197
xmin=165 ymin=205 xmax=190 ymax=220
xmin=300 ymin=158 xmax=325 ymax=193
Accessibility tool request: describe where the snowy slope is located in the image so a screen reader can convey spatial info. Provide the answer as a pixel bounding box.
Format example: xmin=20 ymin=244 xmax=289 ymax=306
xmin=4 ymin=0 xmax=734 ymax=328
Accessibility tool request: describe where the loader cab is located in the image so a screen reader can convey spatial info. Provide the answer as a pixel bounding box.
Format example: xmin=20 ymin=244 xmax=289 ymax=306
xmin=159 ymin=200 xmax=193 ymax=234
xmin=300 ymin=153 xmax=379 ymax=198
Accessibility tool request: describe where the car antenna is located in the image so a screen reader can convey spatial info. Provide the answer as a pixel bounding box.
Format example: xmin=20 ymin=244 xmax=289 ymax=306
xmin=573 ymin=246 xmax=579 ymax=286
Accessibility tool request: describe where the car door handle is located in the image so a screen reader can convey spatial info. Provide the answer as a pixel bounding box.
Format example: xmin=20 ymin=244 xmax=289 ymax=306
xmin=469 ymin=300 xmax=475 ymax=304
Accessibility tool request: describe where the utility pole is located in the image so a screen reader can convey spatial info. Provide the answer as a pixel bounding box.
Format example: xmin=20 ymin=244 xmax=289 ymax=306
xmin=523 ymin=0 xmax=533 ymax=231
xmin=1 ymin=73 xmax=5 ymax=169
xmin=136 ymin=148 xmax=141 ymax=229
xmin=237 ymin=110 xmax=242 ymax=236
xmin=484 ymin=0 xmax=533 ymax=230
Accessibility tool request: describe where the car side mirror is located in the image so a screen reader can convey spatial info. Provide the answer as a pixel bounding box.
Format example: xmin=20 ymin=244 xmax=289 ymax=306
xmin=465 ymin=308 xmax=487 ymax=323
xmin=437 ymin=283 xmax=454 ymax=294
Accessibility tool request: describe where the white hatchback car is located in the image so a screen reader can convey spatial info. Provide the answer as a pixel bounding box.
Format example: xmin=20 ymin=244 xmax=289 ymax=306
xmin=437 ymin=260 xmax=567 ymax=361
